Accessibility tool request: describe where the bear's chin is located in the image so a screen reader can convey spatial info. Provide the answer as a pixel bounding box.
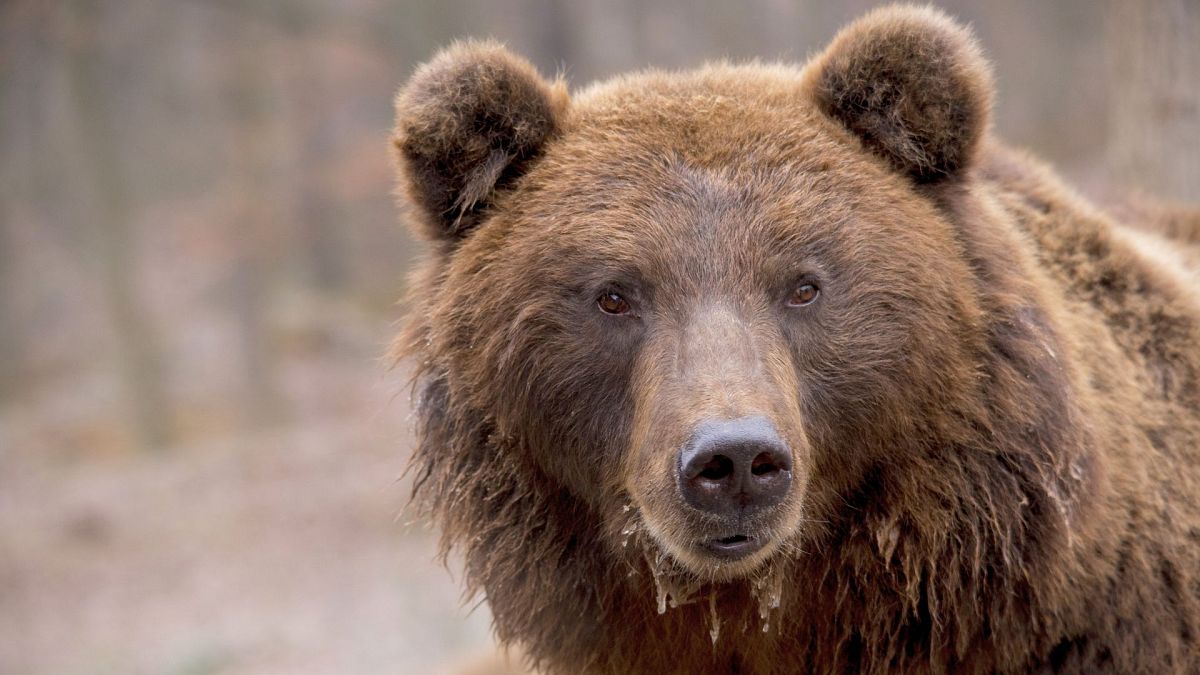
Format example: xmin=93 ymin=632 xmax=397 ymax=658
xmin=636 ymin=512 xmax=794 ymax=583
xmin=671 ymin=544 xmax=780 ymax=583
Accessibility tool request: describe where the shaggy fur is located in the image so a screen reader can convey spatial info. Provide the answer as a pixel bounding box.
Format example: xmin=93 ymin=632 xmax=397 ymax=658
xmin=392 ymin=6 xmax=1200 ymax=674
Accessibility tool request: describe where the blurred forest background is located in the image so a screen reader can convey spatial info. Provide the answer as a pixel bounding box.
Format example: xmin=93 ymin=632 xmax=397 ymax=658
xmin=1 ymin=1 xmax=1196 ymax=673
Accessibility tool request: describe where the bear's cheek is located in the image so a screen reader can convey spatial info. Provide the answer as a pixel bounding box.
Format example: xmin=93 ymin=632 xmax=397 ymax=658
xmin=499 ymin=343 xmax=638 ymax=507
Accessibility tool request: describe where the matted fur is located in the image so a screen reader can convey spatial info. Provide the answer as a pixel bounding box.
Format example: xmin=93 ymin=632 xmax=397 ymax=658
xmin=392 ymin=6 xmax=1200 ymax=674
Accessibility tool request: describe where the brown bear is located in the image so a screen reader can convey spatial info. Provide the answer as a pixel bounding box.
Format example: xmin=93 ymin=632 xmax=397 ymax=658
xmin=391 ymin=5 xmax=1200 ymax=674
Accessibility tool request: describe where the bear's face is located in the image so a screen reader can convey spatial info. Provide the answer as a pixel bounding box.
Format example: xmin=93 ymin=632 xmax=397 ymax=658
xmin=395 ymin=7 xmax=994 ymax=580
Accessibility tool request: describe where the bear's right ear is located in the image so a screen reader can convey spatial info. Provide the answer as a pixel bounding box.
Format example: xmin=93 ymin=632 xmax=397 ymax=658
xmin=392 ymin=41 xmax=568 ymax=242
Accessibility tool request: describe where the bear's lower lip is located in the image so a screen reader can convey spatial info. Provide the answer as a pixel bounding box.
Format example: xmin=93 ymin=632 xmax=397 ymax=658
xmin=699 ymin=534 xmax=766 ymax=560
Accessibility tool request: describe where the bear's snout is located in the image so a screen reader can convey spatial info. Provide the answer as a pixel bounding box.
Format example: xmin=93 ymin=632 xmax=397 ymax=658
xmin=677 ymin=416 xmax=793 ymax=520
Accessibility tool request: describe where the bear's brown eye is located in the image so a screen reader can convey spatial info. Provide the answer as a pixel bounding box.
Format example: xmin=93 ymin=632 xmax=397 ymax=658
xmin=598 ymin=291 xmax=631 ymax=315
xmin=787 ymin=283 xmax=819 ymax=307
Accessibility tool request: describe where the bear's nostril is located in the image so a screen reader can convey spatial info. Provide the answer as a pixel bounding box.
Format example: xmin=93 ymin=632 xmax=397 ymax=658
xmin=698 ymin=455 xmax=734 ymax=481
xmin=751 ymin=452 xmax=781 ymax=476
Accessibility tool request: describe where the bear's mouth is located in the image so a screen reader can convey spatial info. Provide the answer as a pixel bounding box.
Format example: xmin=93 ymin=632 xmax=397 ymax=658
xmin=699 ymin=534 xmax=766 ymax=560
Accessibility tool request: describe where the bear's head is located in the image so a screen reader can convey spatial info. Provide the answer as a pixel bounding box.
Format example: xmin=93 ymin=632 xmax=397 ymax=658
xmin=394 ymin=5 xmax=1080 ymax=609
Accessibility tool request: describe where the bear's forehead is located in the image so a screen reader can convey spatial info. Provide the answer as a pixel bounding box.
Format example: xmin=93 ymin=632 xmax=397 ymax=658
xmin=516 ymin=80 xmax=898 ymax=239
xmin=567 ymin=66 xmax=835 ymax=163
xmin=526 ymin=64 xmax=902 ymax=210
xmin=493 ymin=148 xmax=921 ymax=297
xmin=474 ymin=64 xmax=946 ymax=287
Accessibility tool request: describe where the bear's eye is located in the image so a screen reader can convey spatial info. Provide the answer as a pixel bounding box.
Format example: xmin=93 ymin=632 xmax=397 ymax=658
xmin=597 ymin=291 xmax=632 ymax=315
xmin=787 ymin=283 xmax=820 ymax=307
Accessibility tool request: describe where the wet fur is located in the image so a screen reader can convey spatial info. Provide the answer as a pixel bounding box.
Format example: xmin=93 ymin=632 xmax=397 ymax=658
xmin=392 ymin=6 xmax=1200 ymax=674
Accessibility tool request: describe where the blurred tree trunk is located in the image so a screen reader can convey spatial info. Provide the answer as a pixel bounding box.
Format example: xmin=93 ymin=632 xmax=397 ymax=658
xmin=227 ymin=5 xmax=288 ymax=429
xmin=0 ymin=10 xmax=19 ymax=406
xmin=0 ymin=204 xmax=17 ymax=406
xmin=297 ymin=127 xmax=345 ymax=293
xmin=64 ymin=0 xmax=172 ymax=451
xmin=287 ymin=29 xmax=347 ymax=294
xmin=1106 ymin=0 xmax=1200 ymax=202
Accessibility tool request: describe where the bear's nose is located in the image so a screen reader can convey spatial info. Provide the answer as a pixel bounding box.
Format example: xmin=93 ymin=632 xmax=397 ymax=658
xmin=677 ymin=416 xmax=792 ymax=517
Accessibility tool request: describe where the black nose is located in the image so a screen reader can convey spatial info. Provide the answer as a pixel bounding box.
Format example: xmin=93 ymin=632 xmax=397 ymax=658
xmin=677 ymin=417 xmax=792 ymax=517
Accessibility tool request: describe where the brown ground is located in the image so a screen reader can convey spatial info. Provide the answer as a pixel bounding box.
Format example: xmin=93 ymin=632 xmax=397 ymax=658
xmin=0 ymin=362 xmax=493 ymax=674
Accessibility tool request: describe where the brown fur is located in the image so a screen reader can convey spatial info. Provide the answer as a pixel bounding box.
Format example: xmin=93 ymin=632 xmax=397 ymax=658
xmin=392 ymin=6 xmax=1200 ymax=674
xmin=393 ymin=40 xmax=569 ymax=241
xmin=808 ymin=6 xmax=992 ymax=182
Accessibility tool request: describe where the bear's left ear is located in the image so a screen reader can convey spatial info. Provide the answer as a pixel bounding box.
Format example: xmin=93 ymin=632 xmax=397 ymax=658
xmin=393 ymin=41 xmax=569 ymax=242
xmin=804 ymin=5 xmax=994 ymax=182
